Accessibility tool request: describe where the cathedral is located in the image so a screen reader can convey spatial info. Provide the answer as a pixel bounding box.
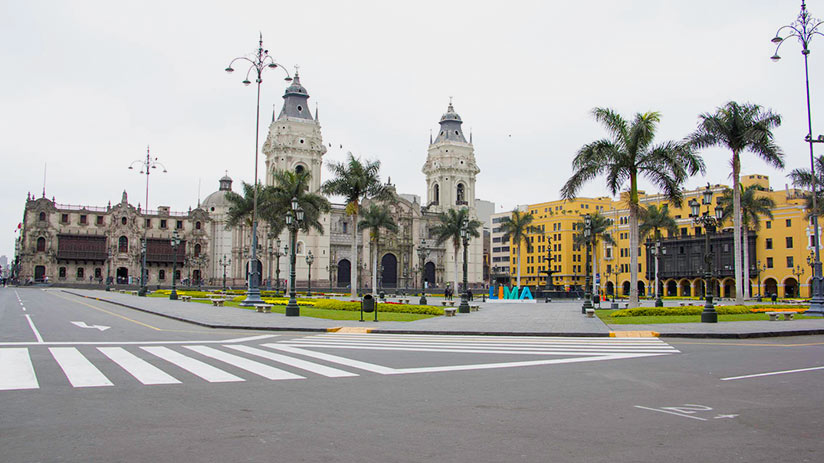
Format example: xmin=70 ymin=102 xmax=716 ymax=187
xmin=16 ymin=74 xmax=487 ymax=291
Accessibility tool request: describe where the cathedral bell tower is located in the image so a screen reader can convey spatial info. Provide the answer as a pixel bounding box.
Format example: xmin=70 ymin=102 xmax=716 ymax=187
xmin=422 ymin=100 xmax=480 ymax=213
xmin=263 ymin=71 xmax=326 ymax=192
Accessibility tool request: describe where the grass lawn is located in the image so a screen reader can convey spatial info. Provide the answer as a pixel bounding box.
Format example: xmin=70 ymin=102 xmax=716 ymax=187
xmin=187 ymin=299 xmax=435 ymax=322
xmin=596 ymin=309 xmax=813 ymax=325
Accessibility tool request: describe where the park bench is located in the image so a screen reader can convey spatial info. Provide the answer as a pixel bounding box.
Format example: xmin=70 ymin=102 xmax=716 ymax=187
xmin=255 ymin=304 xmax=273 ymax=313
xmin=210 ymin=299 xmax=225 ymax=307
xmin=444 ymin=308 xmax=457 ymax=317
xmin=470 ymin=305 xmax=479 ymax=312
xmin=766 ymin=311 xmax=796 ymax=321
xmin=585 ymin=308 xmax=595 ymax=318
xmin=441 ymin=301 xmax=455 ymax=307
xmin=130 ymin=291 xmax=138 ymax=296
xmin=179 ymin=295 xmax=192 ymax=302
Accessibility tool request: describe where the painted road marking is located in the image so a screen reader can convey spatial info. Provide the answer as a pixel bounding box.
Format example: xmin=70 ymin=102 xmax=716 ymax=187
xmin=0 ymin=334 xmax=278 ymax=347
xmin=98 ymin=347 xmax=181 ymax=385
xmin=23 ymin=314 xmax=44 ymax=343
xmin=226 ymin=345 xmax=359 ymax=378
xmin=721 ymin=365 xmax=824 ymax=381
xmin=634 ymin=404 xmax=714 ymax=421
xmin=71 ymin=321 xmax=111 ymax=331
xmin=49 ymin=347 xmax=113 ymax=388
xmin=141 ymin=346 xmax=243 ymax=383
xmin=265 ymin=344 xmax=396 ymax=374
xmin=184 ymin=346 xmax=305 ymax=381
xmin=0 ymin=348 xmax=39 ymax=391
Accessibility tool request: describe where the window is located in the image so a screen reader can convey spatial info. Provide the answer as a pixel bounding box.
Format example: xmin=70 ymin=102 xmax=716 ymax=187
xmin=61 ymin=214 xmax=69 ymax=223
xmin=456 ymin=183 xmax=465 ymax=204
xmin=766 ymin=221 xmax=772 ymax=229
xmin=118 ymin=236 xmax=128 ymax=253
xmin=766 ymin=238 xmax=773 ymax=250
xmin=39 ymin=212 xmax=46 ymax=221
xmin=176 ymin=220 xmax=183 ymax=229
xmin=96 ymin=216 xmax=104 ymax=225
xmin=681 ymin=227 xmax=687 ymax=236
xmin=58 ymin=267 xmax=66 ymax=279
xmin=36 ymin=237 xmax=46 ymax=252
xmin=159 ymin=269 xmax=166 ymax=280
xmin=160 ymin=219 xmax=167 ymax=229
xmin=76 ymin=268 xmax=85 ymax=279
xmin=433 ymin=184 xmax=440 ymax=204
xmin=145 ymin=219 xmax=151 ymax=228
xmin=786 ymin=219 xmax=792 ymax=227
xmin=787 ymin=256 xmax=794 ymax=268
xmin=194 ymin=243 xmax=201 ymax=257
xmin=121 ymin=217 xmax=127 ymax=225
xmin=80 ymin=215 xmax=87 ymax=224
xmin=94 ymin=268 xmax=102 ymax=279
xmin=195 ymin=221 xmax=201 ymax=230
xmin=342 ymin=222 xmax=348 ymax=233
xmin=786 ymin=237 xmax=793 ymax=248
xmin=767 ymin=257 xmax=774 ymax=268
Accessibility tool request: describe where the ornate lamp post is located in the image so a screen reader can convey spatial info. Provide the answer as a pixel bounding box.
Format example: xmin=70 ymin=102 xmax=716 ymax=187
xmin=417 ymin=239 xmax=429 ymax=305
xmin=305 ymin=250 xmax=314 ymax=296
xmin=284 ymin=197 xmax=304 ymax=316
xmin=755 ymin=260 xmax=765 ymax=301
xmin=690 ymin=185 xmax=724 ymax=322
xmin=582 ymin=214 xmax=594 ymax=313
xmin=278 ymin=242 xmax=286 ymax=295
xmin=792 ymin=264 xmax=806 ymax=298
xmin=772 ymin=1 xmax=824 ymax=315
xmin=219 ymin=254 xmax=231 ymax=292
xmin=225 ymin=34 xmax=291 ymax=307
xmin=648 ymin=238 xmax=665 ymax=307
xmin=105 ymin=246 xmax=113 ymax=292
xmin=169 ymin=229 xmax=181 ymax=300
xmin=128 ymin=146 xmax=167 ymax=296
xmin=458 ymin=217 xmax=471 ymax=314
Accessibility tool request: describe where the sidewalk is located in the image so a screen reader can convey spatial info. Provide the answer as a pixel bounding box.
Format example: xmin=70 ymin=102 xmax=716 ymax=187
xmin=59 ymin=289 xmax=824 ymax=338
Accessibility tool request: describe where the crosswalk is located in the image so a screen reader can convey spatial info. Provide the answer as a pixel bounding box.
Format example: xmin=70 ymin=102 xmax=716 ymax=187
xmin=0 ymin=334 xmax=679 ymax=391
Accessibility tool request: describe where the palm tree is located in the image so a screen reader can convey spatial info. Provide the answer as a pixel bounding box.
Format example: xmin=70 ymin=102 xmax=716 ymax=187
xmin=562 ymin=108 xmax=704 ymax=305
xmin=431 ymin=208 xmax=481 ymax=292
xmin=789 ymin=155 xmax=824 ymax=218
xmin=573 ymin=212 xmax=615 ymax=296
xmin=321 ymin=153 xmax=393 ymax=298
xmin=498 ymin=209 xmax=540 ymax=288
xmin=358 ymin=203 xmax=398 ymax=295
xmin=267 ymin=170 xmax=331 ymax=235
xmin=225 ymin=181 xmax=263 ymax=229
xmin=718 ymin=185 xmax=775 ymax=298
xmin=689 ymin=101 xmax=783 ymax=304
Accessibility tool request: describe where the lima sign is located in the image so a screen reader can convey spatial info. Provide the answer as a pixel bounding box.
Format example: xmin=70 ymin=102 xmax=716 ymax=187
xmin=488 ymin=285 xmax=533 ymax=300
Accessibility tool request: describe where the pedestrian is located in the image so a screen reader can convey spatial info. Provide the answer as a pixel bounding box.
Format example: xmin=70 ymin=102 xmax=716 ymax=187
xmin=467 ymin=288 xmax=473 ymax=301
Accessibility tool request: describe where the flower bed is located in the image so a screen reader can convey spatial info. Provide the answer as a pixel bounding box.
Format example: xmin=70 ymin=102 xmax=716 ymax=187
xmin=612 ymin=304 xmax=809 ymax=317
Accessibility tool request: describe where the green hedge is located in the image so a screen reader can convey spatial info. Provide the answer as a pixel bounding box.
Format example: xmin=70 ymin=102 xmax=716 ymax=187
xmin=310 ymin=299 xmax=444 ymax=316
xmin=612 ymin=306 xmax=752 ymax=317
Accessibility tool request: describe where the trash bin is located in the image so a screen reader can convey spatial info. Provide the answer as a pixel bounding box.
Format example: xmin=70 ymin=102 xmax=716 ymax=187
xmin=362 ymin=294 xmax=375 ymax=313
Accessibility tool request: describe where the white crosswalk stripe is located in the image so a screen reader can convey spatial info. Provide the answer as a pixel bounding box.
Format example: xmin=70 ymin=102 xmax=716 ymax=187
xmin=141 ymin=346 xmax=244 ymax=383
xmin=0 ymin=348 xmax=39 ymax=391
xmin=49 ymin=347 xmax=113 ymax=388
xmin=225 ymin=345 xmax=359 ymax=378
xmin=183 ymin=345 xmax=305 ymax=381
xmin=98 ymin=347 xmax=181 ymax=385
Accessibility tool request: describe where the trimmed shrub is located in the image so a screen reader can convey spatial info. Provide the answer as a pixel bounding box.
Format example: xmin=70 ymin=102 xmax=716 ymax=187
xmin=612 ymin=304 xmax=809 ymax=317
xmin=310 ymin=298 xmax=443 ymax=316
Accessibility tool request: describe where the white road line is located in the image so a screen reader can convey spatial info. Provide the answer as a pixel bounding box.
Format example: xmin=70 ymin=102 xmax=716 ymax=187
xmin=184 ymin=346 xmax=304 ymax=381
xmin=634 ymin=406 xmax=707 ymax=421
xmin=284 ymin=340 xmax=678 ymax=351
xmin=721 ymin=365 xmax=824 ymax=381
xmin=226 ymin=345 xmax=358 ymax=378
xmin=393 ymin=353 xmax=667 ymax=375
xmin=49 ymin=347 xmax=113 ymax=388
xmin=141 ymin=346 xmax=243 ymax=383
xmin=309 ymin=334 xmax=664 ymax=343
xmin=221 ymin=334 xmax=279 ymax=343
xmin=0 ymin=348 xmax=39 ymax=391
xmin=279 ymin=343 xmax=677 ymax=356
xmin=23 ymin=314 xmax=43 ymax=343
xmin=1 ymin=338 xmax=278 ymax=347
xmin=98 ymin=347 xmax=181 ymax=385
xmin=264 ymin=344 xmax=397 ymax=374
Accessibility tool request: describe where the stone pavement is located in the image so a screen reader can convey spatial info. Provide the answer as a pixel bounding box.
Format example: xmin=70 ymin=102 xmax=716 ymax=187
xmin=57 ymin=289 xmax=824 ymax=338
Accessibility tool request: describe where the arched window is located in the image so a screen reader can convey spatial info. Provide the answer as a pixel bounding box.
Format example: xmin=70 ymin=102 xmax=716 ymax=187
xmin=118 ymin=236 xmax=128 ymax=253
xmin=39 ymin=212 xmax=46 ymax=221
xmin=456 ymin=183 xmax=465 ymax=204
xmin=434 ymin=184 xmax=440 ymax=204
xmin=195 ymin=221 xmax=201 ymax=230
xmin=36 ymin=237 xmax=46 ymax=252
xmin=76 ymin=267 xmax=85 ymax=279
xmin=295 ymin=164 xmax=305 ymax=174
xmin=194 ymin=243 xmax=201 ymax=257
xmin=121 ymin=217 xmax=128 ymax=225
xmin=58 ymin=267 xmax=67 ymax=279
xmin=296 ymin=241 xmax=304 ymax=255
xmin=159 ymin=269 xmax=166 ymax=280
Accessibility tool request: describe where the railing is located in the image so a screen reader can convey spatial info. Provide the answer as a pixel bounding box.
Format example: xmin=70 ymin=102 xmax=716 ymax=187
xmin=54 ymin=204 xmax=109 ymax=212
xmin=57 ymin=250 xmax=107 ymax=261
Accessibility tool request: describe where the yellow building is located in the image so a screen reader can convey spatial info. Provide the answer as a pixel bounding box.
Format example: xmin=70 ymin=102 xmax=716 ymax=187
xmin=508 ymin=174 xmax=815 ymax=298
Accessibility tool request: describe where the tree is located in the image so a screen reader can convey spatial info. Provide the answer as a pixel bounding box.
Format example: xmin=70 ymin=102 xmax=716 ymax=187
xmin=267 ymin=170 xmax=330 ymax=235
xmin=718 ymin=185 xmax=775 ymax=298
xmin=789 ymin=155 xmax=824 ymax=219
xmin=639 ymin=204 xmax=678 ymax=241
xmin=225 ymin=181 xmax=263 ymax=229
xmin=573 ymin=212 xmax=615 ymax=295
xmin=358 ymin=203 xmax=398 ymax=295
xmin=431 ymin=208 xmax=481 ymax=292
xmin=562 ymin=108 xmax=704 ymax=305
xmin=689 ymin=101 xmax=783 ymax=303
xmin=321 ymin=153 xmax=393 ymax=298
xmin=498 ymin=209 xmax=540 ymax=288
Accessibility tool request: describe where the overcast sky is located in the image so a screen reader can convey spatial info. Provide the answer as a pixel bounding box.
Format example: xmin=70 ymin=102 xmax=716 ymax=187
xmin=1 ymin=0 xmax=822 ymax=261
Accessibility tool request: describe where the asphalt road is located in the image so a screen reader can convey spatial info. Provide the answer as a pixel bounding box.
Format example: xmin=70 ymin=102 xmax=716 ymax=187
xmin=2 ymin=287 xmax=823 ymax=462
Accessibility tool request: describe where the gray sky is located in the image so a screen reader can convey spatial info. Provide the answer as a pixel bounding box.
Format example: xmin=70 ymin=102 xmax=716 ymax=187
xmin=1 ymin=0 xmax=822 ymax=261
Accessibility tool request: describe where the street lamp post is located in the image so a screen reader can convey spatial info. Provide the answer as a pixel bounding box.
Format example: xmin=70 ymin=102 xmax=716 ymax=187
xmin=690 ymin=185 xmax=724 ymax=322
xmin=755 ymin=260 xmax=765 ymax=301
xmin=285 ymin=197 xmax=304 ymax=316
xmin=170 ymin=230 xmax=181 ymax=300
xmin=792 ymin=264 xmax=806 ymax=298
xmin=225 ymin=34 xmax=291 ymax=307
xmin=277 ymin=241 xmax=286 ymax=295
xmin=128 ymin=146 xmax=167 ymax=296
xmin=219 ymin=255 xmax=231 ymax=292
xmin=772 ymin=1 xmax=824 ymax=315
xmin=305 ymin=250 xmax=314 ymax=296
xmin=417 ymin=239 xmax=429 ymax=305
xmin=649 ymin=239 xmax=664 ymax=307
xmin=105 ymin=246 xmax=113 ymax=291
xmin=582 ymin=214 xmax=594 ymax=313
xmin=459 ymin=217 xmax=471 ymax=314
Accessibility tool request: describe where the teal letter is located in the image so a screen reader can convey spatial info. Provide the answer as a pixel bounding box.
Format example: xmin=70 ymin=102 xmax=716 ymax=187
xmin=519 ymin=286 xmax=533 ymax=300
xmin=504 ymin=286 xmax=519 ymax=299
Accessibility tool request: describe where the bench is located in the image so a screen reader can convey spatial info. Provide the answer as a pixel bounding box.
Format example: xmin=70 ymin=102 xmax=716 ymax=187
xmin=210 ymin=299 xmax=225 ymax=307
xmin=766 ymin=311 xmax=796 ymax=321
xmin=441 ymin=301 xmax=455 ymax=307
xmin=255 ymin=304 xmax=273 ymax=313
xmin=444 ymin=308 xmax=457 ymax=317
xmin=180 ymin=295 xmax=192 ymax=302
xmin=130 ymin=291 xmax=138 ymax=296
xmin=470 ymin=305 xmax=479 ymax=312
xmin=585 ymin=308 xmax=595 ymax=318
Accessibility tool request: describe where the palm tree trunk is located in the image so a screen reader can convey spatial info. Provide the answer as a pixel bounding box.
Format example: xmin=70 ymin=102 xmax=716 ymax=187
xmin=732 ymin=155 xmax=744 ymax=304
xmin=372 ymin=239 xmax=378 ymax=296
xmin=516 ymin=243 xmax=522 ymax=288
xmin=593 ymin=239 xmax=598 ymax=297
xmin=629 ymin=207 xmax=639 ymax=305
xmin=742 ymin=226 xmax=751 ymax=299
xmin=351 ymin=213 xmax=358 ymax=299
xmin=453 ymin=242 xmax=459 ymax=293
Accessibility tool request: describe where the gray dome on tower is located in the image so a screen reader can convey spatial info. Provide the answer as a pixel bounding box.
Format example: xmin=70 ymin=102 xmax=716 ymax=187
xmin=278 ymin=71 xmax=313 ymax=121
xmin=433 ymin=100 xmax=467 ymax=143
